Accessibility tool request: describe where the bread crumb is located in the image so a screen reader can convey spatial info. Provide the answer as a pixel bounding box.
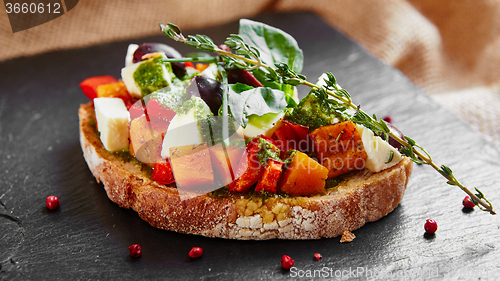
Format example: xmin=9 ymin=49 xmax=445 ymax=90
xmin=340 ymin=230 xmax=355 ymax=243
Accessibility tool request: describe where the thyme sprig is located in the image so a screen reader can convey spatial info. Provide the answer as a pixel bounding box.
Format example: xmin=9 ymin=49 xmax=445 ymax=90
xmin=160 ymin=23 xmax=271 ymax=71
xmin=160 ymin=57 xmax=218 ymax=63
xmin=160 ymin=23 xmax=496 ymax=215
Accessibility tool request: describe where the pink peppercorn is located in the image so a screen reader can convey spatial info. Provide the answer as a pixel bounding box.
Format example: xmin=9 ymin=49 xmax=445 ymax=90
xmin=314 ymin=253 xmax=322 ymax=261
xmin=424 ymin=219 xmax=438 ymax=234
xmin=383 ymin=116 xmax=393 ymax=123
xmin=45 ymin=196 xmax=60 ymax=210
xmin=463 ymin=196 xmax=475 ymax=209
xmin=281 ymin=255 xmax=295 ymax=269
xmin=129 ymin=244 xmax=141 ymax=258
xmin=189 ymin=247 xmax=203 ymax=258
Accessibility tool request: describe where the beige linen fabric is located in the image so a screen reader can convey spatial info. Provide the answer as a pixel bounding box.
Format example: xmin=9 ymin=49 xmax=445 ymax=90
xmin=2 ymin=0 xmax=500 ymax=146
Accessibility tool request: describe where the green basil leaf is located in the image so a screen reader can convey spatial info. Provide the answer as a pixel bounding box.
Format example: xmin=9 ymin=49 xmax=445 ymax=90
xmin=230 ymin=82 xmax=254 ymax=93
xmin=228 ymin=86 xmax=287 ymax=127
xmin=238 ymin=19 xmax=304 ymax=74
xmin=252 ymin=67 xmax=297 ymax=108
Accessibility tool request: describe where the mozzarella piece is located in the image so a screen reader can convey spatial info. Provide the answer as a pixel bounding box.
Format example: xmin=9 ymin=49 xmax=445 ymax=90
xmin=121 ymin=62 xmax=142 ymax=98
xmin=125 ymin=44 xmax=139 ymax=66
xmin=356 ymin=124 xmax=403 ymax=172
xmin=241 ymin=111 xmax=285 ymax=139
xmin=121 ymin=54 xmax=174 ymax=99
xmin=94 ymin=98 xmax=131 ymax=152
xmin=198 ymin=63 xmax=219 ymax=80
xmin=161 ymin=98 xmax=212 ymax=158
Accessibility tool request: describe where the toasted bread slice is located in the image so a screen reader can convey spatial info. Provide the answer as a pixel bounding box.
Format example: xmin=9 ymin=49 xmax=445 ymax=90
xmin=79 ymin=102 xmax=413 ymax=240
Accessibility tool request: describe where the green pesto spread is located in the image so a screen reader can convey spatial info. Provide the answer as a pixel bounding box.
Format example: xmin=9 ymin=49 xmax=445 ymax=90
xmin=209 ymin=187 xmax=291 ymax=200
xmin=324 ymin=177 xmax=343 ymax=191
xmin=256 ymin=136 xmax=281 ymax=165
xmin=133 ymin=56 xmax=173 ymax=97
xmin=113 ymin=150 xmax=153 ymax=177
xmin=201 ymin=117 xmax=239 ymax=146
xmin=284 ymin=92 xmax=346 ymax=131
xmin=175 ymin=96 xmax=208 ymax=116
xmin=149 ymin=79 xmax=189 ymax=111
xmin=282 ymin=149 xmax=297 ymax=167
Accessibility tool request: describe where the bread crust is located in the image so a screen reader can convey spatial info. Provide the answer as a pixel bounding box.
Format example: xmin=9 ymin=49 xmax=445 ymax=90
xmin=79 ymin=102 xmax=413 ymax=240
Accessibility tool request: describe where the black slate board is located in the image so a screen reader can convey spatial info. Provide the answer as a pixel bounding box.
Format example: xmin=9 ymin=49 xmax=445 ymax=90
xmin=1 ymin=12 xmax=500 ymax=280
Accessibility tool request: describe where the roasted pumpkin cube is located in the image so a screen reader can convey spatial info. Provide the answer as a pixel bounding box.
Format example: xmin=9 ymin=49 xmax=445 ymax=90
xmin=309 ymin=121 xmax=367 ymax=178
xmin=96 ymin=81 xmax=132 ymax=100
xmin=278 ymin=151 xmax=328 ymax=196
xmin=169 ymin=143 xmax=215 ymax=189
xmin=129 ymin=115 xmax=163 ymax=166
xmin=321 ymin=149 xmax=367 ymax=178
xmin=209 ymin=144 xmax=245 ymax=186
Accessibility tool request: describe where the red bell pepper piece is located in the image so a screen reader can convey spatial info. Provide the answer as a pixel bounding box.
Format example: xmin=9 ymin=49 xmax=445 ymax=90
xmin=146 ymin=98 xmax=176 ymax=121
xmin=271 ymin=122 xmax=298 ymax=155
xmin=126 ymin=98 xmax=146 ymax=120
xmin=271 ymin=120 xmax=310 ymax=155
xmin=152 ymin=159 xmax=175 ymax=185
xmin=255 ymin=159 xmax=284 ymax=193
xmin=230 ymin=141 xmax=263 ymax=193
xmin=79 ymin=75 xmax=119 ymax=100
xmin=248 ymin=134 xmax=279 ymax=147
xmin=145 ymin=98 xmax=176 ymax=134
xmin=285 ymin=120 xmax=309 ymax=142
xmin=230 ymin=135 xmax=280 ymax=193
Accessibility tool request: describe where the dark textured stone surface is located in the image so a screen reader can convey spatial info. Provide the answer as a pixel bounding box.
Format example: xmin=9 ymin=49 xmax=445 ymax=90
xmin=1 ymin=12 xmax=499 ymax=280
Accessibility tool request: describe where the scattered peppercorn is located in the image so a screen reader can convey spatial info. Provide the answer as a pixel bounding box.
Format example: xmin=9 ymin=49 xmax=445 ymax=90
xmin=463 ymin=196 xmax=475 ymax=209
xmin=424 ymin=219 xmax=438 ymax=234
xmin=382 ymin=116 xmax=393 ymax=123
xmin=313 ymin=253 xmax=322 ymax=261
xmin=45 ymin=196 xmax=60 ymax=210
xmin=189 ymin=247 xmax=203 ymax=258
xmin=129 ymin=244 xmax=142 ymax=258
xmin=281 ymin=255 xmax=295 ymax=270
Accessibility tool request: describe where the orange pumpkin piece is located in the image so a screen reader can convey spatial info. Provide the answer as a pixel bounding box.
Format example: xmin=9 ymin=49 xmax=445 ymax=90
xmin=255 ymin=159 xmax=284 ymax=193
xmin=96 ymin=81 xmax=132 ymax=100
xmin=309 ymin=121 xmax=367 ymax=178
xmin=169 ymin=143 xmax=215 ymax=189
xmin=129 ymin=115 xmax=163 ymax=166
xmin=209 ymin=144 xmax=245 ymax=187
xmin=278 ymin=151 xmax=328 ymax=196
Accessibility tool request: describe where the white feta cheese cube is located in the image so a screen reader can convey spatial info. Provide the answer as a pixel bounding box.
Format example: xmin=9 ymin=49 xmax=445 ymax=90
xmin=94 ymin=98 xmax=130 ymax=152
xmin=121 ymin=62 xmax=142 ymax=98
xmin=356 ymin=124 xmax=403 ymax=172
xmin=125 ymin=44 xmax=139 ymax=66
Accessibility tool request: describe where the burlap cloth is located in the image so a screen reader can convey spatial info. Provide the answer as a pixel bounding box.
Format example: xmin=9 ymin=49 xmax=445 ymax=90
xmin=2 ymin=0 xmax=500 ymax=147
